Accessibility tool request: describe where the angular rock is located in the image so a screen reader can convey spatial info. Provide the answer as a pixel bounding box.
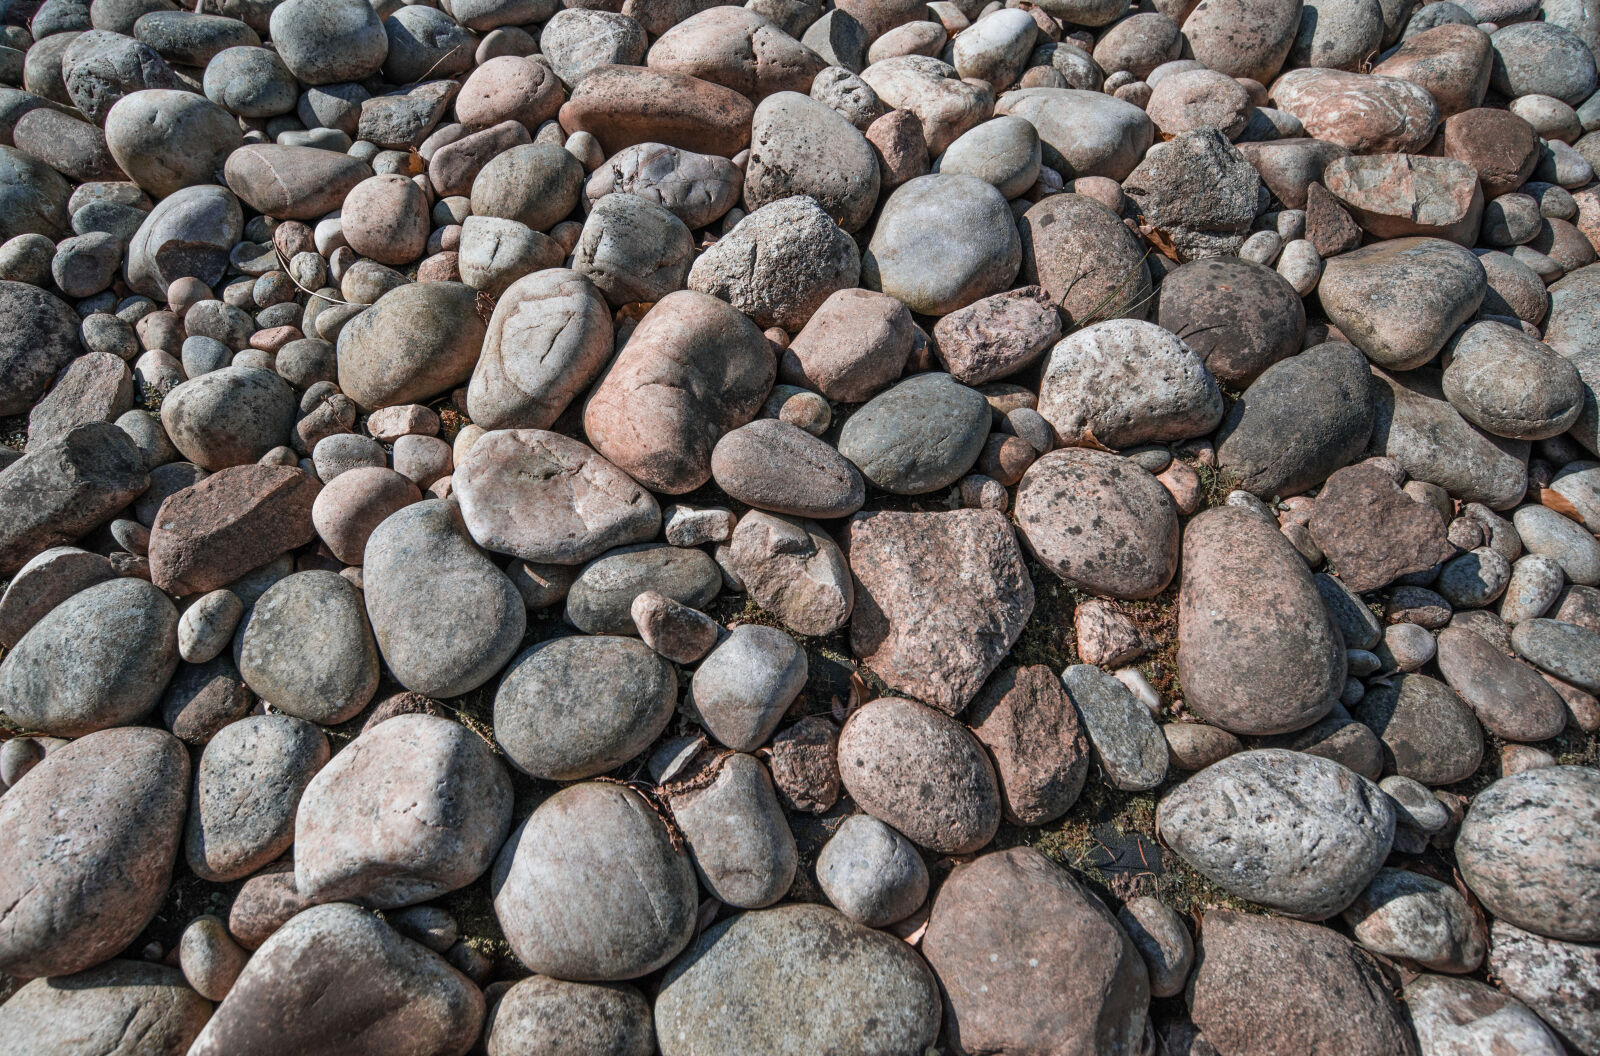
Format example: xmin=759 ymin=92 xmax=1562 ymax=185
xmin=687 ymin=195 xmax=859 ymax=330
xmin=1268 ymin=67 xmax=1440 ymax=153
xmin=844 ymin=508 xmax=1033 ymax=714
xmin=724 ymin=511 xmax=854 ymax=636
xmin=0 ymin=421 xmax=146 ymax=576
xmin=147 ymin=464 xmax=317 ymax=596
xmin=968 ymin=665 xmax=1090 ymax=825
xmin=1062 ymin=663 xmax=1167 ymax=791
xmin=1324 ymin=153 xmax=1484 ymax=245
xmin=1309 ymin=462 xmax=1455 ymax=592
xmin=1122 ymin=129 xmax=1263 ymax=260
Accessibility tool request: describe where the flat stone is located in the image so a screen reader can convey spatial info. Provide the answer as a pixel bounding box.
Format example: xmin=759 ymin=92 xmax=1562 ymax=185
xmin=147 ymin=464 xmax=317 ymax=596
xmin=1062 ymin=663 xmax=1167 ymax=791
xmin=223 ymin=144 xmax=372 ymax=220
xmin=1342 ymin=867 xmax=1485 ymax=972
xmin=295 ymin=714 xmax=513 ymax=909
xmin=1512 ymin=617 xmax=1600 ymax=693
xmin=1488 ymin=920 xmax=1600 ymax=1055
xmin=565 ymin=543 xmax=721 ymax=636
xmin=0 ymin=727 xmax=188 ymax=979
xmin=1325 ymin=153 xmax=1483 ymax=245
xmin=558 ymin=64 xmax=754 ymax=156
xmin=1368 ymin=368 xmax=1529 ymax=510
xmin=712 ymin=418 xmax=864 ymax=518
xmin=1309 ymin=462 xmax=1455 ymax=591
xmin=1158 ymin=749 xmax=1395 ymax=918
xmin=1372 ymin=23 xmax=1493 ymax=116
xmin=0 ymin=960 xmax=209 ymax=1054
xmin=844 ymin=508 xmax=1033 ymax=715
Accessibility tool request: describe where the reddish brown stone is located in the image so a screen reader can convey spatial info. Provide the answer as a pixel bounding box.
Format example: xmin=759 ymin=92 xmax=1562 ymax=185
xmin=1323 ymin=154 xmax=1484 ymax=246
xmin=226 ymin=858 xmax=315 ymax=950
xmin=968 ymin=665 xmax=1091 ymax=825
xmin=1309 ymin=463 xmax=1456 ymax=592
xmin=1442 ymin=108 xmax=1540 ymax=198
xmin=1370 ymin=24 xmax=1492 ymax=117
xmin=223 ymin=144 xmax=373 ymax=219
xmin=557 ymin=64 xmax=754 ymax=157
xmin=1305 ymin=180 xmax=1362 ymax=258
xmin=1267 ymin=68 xmax=1439 ymax=154
xmin=767 ymin=715 xmax=841 ymax=814
xmin=932 ymin=285 xmax=1061 ymax=386
xmin=426 ymin=118 xmax=532 ymax=197
xmin=148 ymin=465 xmax=320 ymax=596
xmin=865 ymin=107 xmax=929 ymax=191
xmin=844 ymin=508 xmax=1034 ymax=715
xmin=779 ymin=287 xmax=914 ymax=403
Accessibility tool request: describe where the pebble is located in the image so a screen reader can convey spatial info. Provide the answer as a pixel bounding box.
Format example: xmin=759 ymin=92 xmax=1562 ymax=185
xmin=1356 ymin=672 xmax=1484 ymax=785
xmin=1513 ymin=503 xmax=1600 ymax=585
xmin=1117 ymin=896 xmax=1193 ymax=999
xmin=1436 ymin=625 xmax=1569 ymax=741
xmin=1511 ymin=617 xmax=1600 ymax=694
xmin=1062 ymin=663 xmax=1167 ymax=790
xmin=816 ymin=813 xmax=929 ymax=926
xmin=484 ymin=976 xmax=654 ymax=1056
xmin=1405 ymin=973 xmax=1567 ymax=1056
xmin=836 ymin=372 xmax=989 ymax=495
xmin=862 ymin=172 xmax=1020 ymax=315
xmin=665 ymin=751 xmax=796 ymax=908
xmin=235 ymin=569 xmax=379 ymax=724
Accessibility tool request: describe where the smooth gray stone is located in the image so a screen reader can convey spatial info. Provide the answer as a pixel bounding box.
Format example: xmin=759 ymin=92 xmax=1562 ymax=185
xmin=688 ymin=624 xmax=808 ymax=752
xmin=668 ymin=752 xmax=797 ymax=909
xmin=1061 ymin=664 xmax=1166 ymax=791
xmin=564 ymin=543 xmax=721 ymax=636
xmin=234 ymin=570 xmax=381 ymax=725
xmin=815 ymin=813 xmax=929 ymax=927
xmin=836 ymin=372 xmax=989 ymax=495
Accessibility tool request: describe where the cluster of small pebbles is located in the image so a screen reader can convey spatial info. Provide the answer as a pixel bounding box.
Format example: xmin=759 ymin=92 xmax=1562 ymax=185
xmin=2 ymin=0 xmax=1600 ymax=1051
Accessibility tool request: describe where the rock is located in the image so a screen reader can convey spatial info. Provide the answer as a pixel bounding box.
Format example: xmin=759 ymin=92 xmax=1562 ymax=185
xmin=160 ymin=365 xmax=296 ymax=471
xmin=0 ymin=727 xmax=188 ymax=979
xmin=1146 ymin=67 xmax=1254 ymax=139
xmin=780 ymin=287 xmax=913 ymax=401
xmin=1122 ymin=129 xmax=1263 ymax=260
xmin=0 ymin=422 xmax=146 ymax=576
xmin=1182 ymin=0 xmax=1303 ymax=83
xmin=204 ymin=45 xmax=296 ymax=119
xmin=1435 ymin=625 xmax=1567 ymax=740
xmin=1037 ymin=319 xmax=1223 ymax=448
xmin=929 ymin=285 xmax=1057 ymax=386
xmin=1324 ymin=154 xmax=1483 ymax=246
xmin=146 ymin=464 xmax=316 ymax=596
xmin=185 ymin=713 xmax=328 ymax=882
xmin=689 ymin=624 xmax=807 ymax=751
xmin=584 ymin=142 xmax=740 ymax=230
xmin=688 ymin=195 xmax=859 ymax=329
xmin=1405 ymin=973 xmax=1566 ymax=1056
xmin=0 ymin=576 xmax=177 ymax=736
xmin=1156 ymin=258 xmax=1304 ymax=387
xmin=1343 ymin=867 xmax=1485 ymax=972
xmin=1443 ymin=322 xmax=1582 ymax=441
xmin=711 ymin=418 xmax=864 ymax=517
xmin=1268 ymin=68 xmax=1439 ymax=153
xmin=1158 ymin=749 xmax=1394 ymax=918
xmin=859 ymin=55 xmax=992 ymax=156
xmin=655 ymin=903 xmax=940 ymax=1056
xmin=844 ymin=508 xmax=1032 ymax=715
xmin=1373 ymin=24 xmax=1493 ymax=116
xmin=1189 ymin=910 xmax=1420 ymax=1056
xmin=921 ymin=847 xmax=1148 ymax=1056
xmin=234 ymin=570 xmax=379 ymax=724
xmin=97 ymin=90 xmax=239 ymax=199
xmin=1319 ymin=239 xmax=1485 ymax=370
xmin=837 ymin=695 xmax=999 ymax=853
xmin=363 ymin=500 xmax=525 ymax=697
xmin=466 ymin=271 xmax=610 ymax=431
xmin=1513 ymin=504 xmax=1600 ymax=586
xmin=565 ymin=543 xmax=721 ymax=635
xmin=1017 ymin=192 xmax=1151 ymax=328
xmin=296 ymin=714 xmax=511 ymax=909
xmin=309 ymin=466 xmax=419 ymax=566
xmin=1015 ymin=448 xmax=1179 ymax=600
xmin=1307 ymin=463 xmax=1454 ymax=591
xmin=665 ymin=751 xmax=796 ymax=908
xmin=1369 ymin=369 xmax=1529 ymax=510
xmin=223 ymin=144 xmax=371 ymax=221
xmin=835 ymin=372 xmax=988 ymax=494
xmin=1487 ymin=920 xmax=1600 ymax=1055
xmin=1456 ymin=766 xmax=1600 ymax=942
xmin=268 ymin=0 xmax=387 ymax=85
xmin=540 ymin=10 xmax=646 ymax=87
xmin=995 ymin=87 xmax=1151 ymax=180
xmin=494 ymin=635 xmax=675 ymax=780
xmin=0 ymin=280 xmax=81 ymax=417
xmin=742 ymin=91 xmax=877 ymax=232
xmin=569 ymin=192 xmax=692 ymax=308
xmin=584 ymin=290 xmax=774 ymax=494
xmin=1490 ymin=21 xmax=1598 ymax=106
xmin=1062 ymin=663 xmax=1167 ymax=790
xmin=724 ymin=511 xmax=854 ymax=636
xmin=936 ymin=115 xmax=1041 ymax=200
xmin=453 ymin=429 xmax=659 ymax=566
xmin=1355 ymin=673 xmax=1483 ymax=785
xmin=1216 ymin=342 xmax=1374 ymax=498
xmin=484 ymin=976 xmax=654 ymax=1056
xmin=861 ymin=172 xmax=1020 ymax=315
xmin=815 ymin=813 xmax=928 ymax=926
xmin=559 ymin=64 xmax=754 ymax=156
xmin=188 ymin=903 xmax=482 ymax=1056
xmin=0 ymin=960 xmax=210 ymax=1055
xmin=1116 ymin=896 xmax=1193 ymax=1000
xmin=968 ymin=664 xmax=1090 ymax=825
xmin=0 ymin=546 xmax=115 ymax=650
xmin=492 ymin=782 xmax=697 ymax=980
xmin=179 ymin=913 xmax=249 ymax=1002
xmin=337 ymin=282 xmax=487 ymax=411
xmin=1512 ymin=617 xmax=1600 ymax=694
xmin=124 ymin=183 xmax=241 ymax=300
